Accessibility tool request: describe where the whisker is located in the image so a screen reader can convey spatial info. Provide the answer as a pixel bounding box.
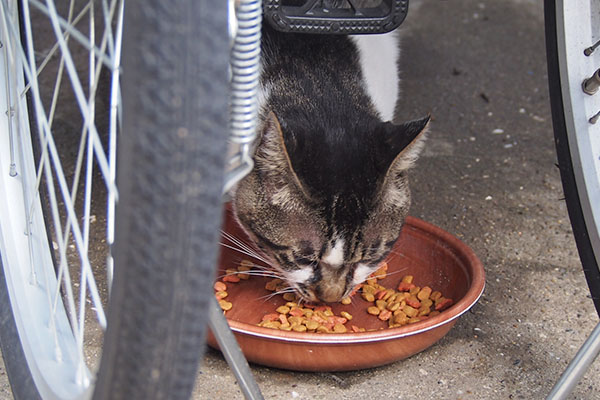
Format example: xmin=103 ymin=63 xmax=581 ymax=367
xmin=257 ymin=287 xmax=296 ymax=302
xmin=385 ymin=249 xmax=409 ymax=263
xmin=215 ymin=268 xmax=285 ymax=281
xmin=271 ymin=287 xmax=296 ymax=296
xmin=221 ymin=231 xmax=263 ymax=259
xmin=220 ymin=231 xmax=273 ymax=264
xmin=245 ymin=263 xmax=277 ymax=272
xmin=244 ymin=271 xmax=284 ymax=279
xmin=257 ymin=292 xmax=281 ymax=302
xmin=219 ymin=242 xmax=262 ymax=260
xmin=219 ymin=242 xmax=271 ymax=265
xmin=379 ymin=267 xmax=409 ymax=278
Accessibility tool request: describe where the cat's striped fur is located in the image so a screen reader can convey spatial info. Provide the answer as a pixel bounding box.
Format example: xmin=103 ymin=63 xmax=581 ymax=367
xmin=232 ymin=25 xmax=429 ymax=303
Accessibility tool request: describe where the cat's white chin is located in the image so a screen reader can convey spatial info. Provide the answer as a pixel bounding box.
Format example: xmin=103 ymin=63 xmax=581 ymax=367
xmin=353 ymin=263 xmax=377 ymax=286
xmin=284 ymin=267 xmax=313 ymax=286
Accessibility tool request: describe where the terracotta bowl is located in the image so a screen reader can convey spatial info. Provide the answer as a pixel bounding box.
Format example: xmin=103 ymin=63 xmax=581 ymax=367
xmin=207 ymin=206 xmax=485 ymax=371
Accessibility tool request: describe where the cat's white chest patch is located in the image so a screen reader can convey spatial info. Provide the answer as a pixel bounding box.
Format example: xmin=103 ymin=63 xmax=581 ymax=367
xmin=322 ymin=239 xmax=345 ymax=268
xmin=350 ymin=32 xmax=400 ymax=122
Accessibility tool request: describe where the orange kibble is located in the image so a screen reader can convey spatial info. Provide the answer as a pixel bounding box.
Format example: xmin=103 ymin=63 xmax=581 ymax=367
xmin=305 ymin=320 xmax=319 ymax=331
xmin=215 ymin=291 xmax=228 ymax=300
xmin=289 ymin=307 xmax=305 ymax=317
xmin=214 ymin=281 xmax=227 ymax=292
xmin=261 ymin=313 xmax=280 ymax=322
xmin=349 ymin=284 xmax=362 ymax=296
xmin=403 ymin=305 xmax=418 ymax=318
xmin=367 ymin=306 xmax=380 ymax=315
xmin=292 ymin=324 xmax=307 ymax=332
xmin=430 ymin=291 xmax=442 ymax=301
xmin=378 ymin=309 xmax=392 ymax=321
xmin=218 ymin=300 xmax=232 ymax=311
xmin=362 ymin=292 xmax=375 ymax=302
xmin=265 ymin=278 xmax=283 ymax=291
xmin=373 ymin=262 xmax=388 ymax=279
xmin=340 ymin=311 xmax=353 ymax=321
xmin=397 ymin=282 xmax=416 ymax=292
xmin=375 ymin=299 xmax=387 ymax=310
xmin=222 ymin=274 xmax=240 ymax=283
xmin=417 ymin=286 xmax=432 ymax=300
xmin=282 ymin=293 xmax=297 ymax=301
xmin=322 ymin=322 xmax=334 ymax=331
xmin=256 ymin=272 xmax=453 ymax=334
xmin=237 ymin=262 xmax=252 ymax=280
xmin=341 ymin=297 xmax=352 ymax=305
xmin=435 ymin=297 xmax=453 ymax=311
xmin=375 ymin=290 xmax=385 ymax=300
xmin=406 ymin=295 xmax=421 ymax=309
xmin=362 ymin=284 xmax=377 ymax=294
xmin=276 ymin=305 xmax=291 ymax=314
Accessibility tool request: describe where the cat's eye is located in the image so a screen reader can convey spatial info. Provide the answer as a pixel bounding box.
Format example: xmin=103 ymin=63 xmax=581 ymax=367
xmin=292 ymin=255 xmax=316 ymax=266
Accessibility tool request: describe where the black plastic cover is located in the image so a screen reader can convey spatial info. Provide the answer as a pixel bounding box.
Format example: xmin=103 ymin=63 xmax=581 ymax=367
xmin=263 ymin=0 xmax=409 ymax=34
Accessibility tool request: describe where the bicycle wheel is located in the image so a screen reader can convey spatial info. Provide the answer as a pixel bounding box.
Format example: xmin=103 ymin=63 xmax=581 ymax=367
xmin=0 ymin=1 xmax=229 ymax=399
xmin=545 ymin=0 xmax=600 ymax=316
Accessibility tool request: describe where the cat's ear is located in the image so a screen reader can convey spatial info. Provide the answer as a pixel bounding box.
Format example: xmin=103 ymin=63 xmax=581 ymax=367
xmin=377 ymin=115 xmax=429 ymax=207
xmin=254 ymin=111 xmax=310 ymax=206
xmin=380 ymin=115 xmax=430 ymax=173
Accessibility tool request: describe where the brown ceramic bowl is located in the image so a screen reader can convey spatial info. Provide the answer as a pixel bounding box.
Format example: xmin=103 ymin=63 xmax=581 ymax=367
xmin=207 ymin=205 xmax=485 ymax=371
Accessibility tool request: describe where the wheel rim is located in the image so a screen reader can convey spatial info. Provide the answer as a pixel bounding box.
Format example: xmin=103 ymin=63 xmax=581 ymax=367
xmin=557 ymin=0 xmax=600 ymax=269
xmin=0 ymin=0 xmax=122 ymax=397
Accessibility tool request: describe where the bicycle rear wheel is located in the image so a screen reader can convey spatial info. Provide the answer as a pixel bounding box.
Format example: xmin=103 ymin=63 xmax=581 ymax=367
xmin=0 ymin=1 xmax=229 ymax=399
xmin=545 ymin=0 xmax=600 ymax=316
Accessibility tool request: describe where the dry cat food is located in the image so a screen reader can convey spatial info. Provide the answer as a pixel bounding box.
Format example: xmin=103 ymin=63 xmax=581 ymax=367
xmin=258 ymin=262 xmax=454 ymax=332
xmin=215 ymin=259 xmax=454 ymax=331
xmin=214 ymin=261 xmax=254 ymax=311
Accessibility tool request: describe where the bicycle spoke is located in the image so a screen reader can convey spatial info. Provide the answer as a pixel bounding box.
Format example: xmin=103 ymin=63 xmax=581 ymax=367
xmin=106 ymin=0 xmax=123 ymax=290
xmin=29 ymin=0 xmax=113 ymax=68
xmin=21 ymin=0 xmax=89 ymax=98
xmin=0 ymin=0 xmax=123 ymax=395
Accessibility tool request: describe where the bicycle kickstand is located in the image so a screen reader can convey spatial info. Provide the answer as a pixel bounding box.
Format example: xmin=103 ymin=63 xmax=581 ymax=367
xmin=208 ymin=296 xmax=265 ymax=400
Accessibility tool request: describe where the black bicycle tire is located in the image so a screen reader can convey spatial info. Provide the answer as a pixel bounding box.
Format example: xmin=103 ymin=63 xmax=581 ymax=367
xmin=544 ymin=0 xmax=600 ymax=316
xmin=91 ymin=1 xmax=230 ymax=399
xmin=0 ymin=1 xmax=228 ymax=399
xmin=0 ymin=269 xmax=43 ymax=400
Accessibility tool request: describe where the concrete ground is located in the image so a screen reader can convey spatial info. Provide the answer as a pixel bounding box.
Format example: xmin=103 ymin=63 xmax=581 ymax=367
xmin=195 ymin=0 xmax=600 ymax=399
xmin=1 ymin=0 xmax=599 ymax=399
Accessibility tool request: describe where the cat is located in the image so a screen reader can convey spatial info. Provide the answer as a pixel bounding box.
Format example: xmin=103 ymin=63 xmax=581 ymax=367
xmin=232 ymin=24 xmax=429 ymax=303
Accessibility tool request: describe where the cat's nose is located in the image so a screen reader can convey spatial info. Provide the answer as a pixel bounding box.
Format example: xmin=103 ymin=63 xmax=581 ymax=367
xmin=312 ymin=261 xmax=348 ymax=302
xmin=314 ymin=281 xmax=346 ymax=303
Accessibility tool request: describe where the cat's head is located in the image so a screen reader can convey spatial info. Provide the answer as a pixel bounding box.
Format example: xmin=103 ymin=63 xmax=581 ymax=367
xmin=233 ymin=111 xmax=429 ymax=303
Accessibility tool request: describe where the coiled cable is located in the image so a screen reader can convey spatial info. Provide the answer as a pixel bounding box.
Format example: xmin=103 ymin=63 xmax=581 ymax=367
xmin=224 ymin=0 xmax=262 ymax=193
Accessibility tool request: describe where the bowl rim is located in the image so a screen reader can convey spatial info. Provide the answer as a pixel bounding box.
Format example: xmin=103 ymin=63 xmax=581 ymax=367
xmin=226 ymin=215 xmax=486 ymax=344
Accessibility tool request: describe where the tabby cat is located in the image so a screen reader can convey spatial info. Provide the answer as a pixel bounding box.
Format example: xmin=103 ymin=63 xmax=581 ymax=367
xmin=232 ymin=24 xmax=429 ymax=303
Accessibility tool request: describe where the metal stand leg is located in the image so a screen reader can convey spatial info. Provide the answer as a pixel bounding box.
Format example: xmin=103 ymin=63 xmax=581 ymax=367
xmin=547 ymin=320 xmax=600 ymax=399
xmin=208 ymin=296 xmax=264 ymax=400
